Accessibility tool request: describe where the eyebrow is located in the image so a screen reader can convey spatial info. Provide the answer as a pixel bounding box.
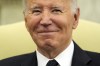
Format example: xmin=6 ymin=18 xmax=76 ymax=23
xmin=51 ymin=6 xmax=63 ymax=10
xmin=51 ymin=5 xmax=64 ymax=9
xmin=52 ymin=6 xmax=59 ymax=9
xmin=32 ymin=6 xmax=41 ymax=9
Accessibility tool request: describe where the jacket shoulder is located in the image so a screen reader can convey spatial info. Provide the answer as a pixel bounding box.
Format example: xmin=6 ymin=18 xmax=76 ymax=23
xmin=86 ymin=51 xmax=100 ymax=59
xmin=85 ymin=51 xmax=100 ymax=63
xmin=0 ymin=52 xmax=35 ymax=66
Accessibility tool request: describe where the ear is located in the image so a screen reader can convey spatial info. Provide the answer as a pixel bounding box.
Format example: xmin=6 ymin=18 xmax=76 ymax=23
xmin=23 ymin=15 xmax=29 ymax=32
xmin=24 ymin=18 xmax=29 ymax=32
xmin=72 ymin=8 xmax=80 ymax=29
xmin=23 ymin=10 xmax=30 ymax=32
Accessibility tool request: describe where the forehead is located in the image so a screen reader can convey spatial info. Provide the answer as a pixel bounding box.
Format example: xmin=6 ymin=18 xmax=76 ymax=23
xmin=26 ymin=0 xmax=71 ymax=7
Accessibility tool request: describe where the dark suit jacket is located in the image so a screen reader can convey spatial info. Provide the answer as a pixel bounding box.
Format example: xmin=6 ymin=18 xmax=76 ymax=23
xmin=0 ymin=42 xmax=100 ymax=66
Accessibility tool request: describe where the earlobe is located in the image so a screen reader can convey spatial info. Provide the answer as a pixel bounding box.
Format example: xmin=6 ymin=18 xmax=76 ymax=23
xmin=72 ymin=8 xmax=80 ymax=29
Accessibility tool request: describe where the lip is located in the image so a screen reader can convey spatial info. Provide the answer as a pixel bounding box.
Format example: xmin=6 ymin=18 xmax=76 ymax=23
xmin=37 ymin=30 xmax=59 ymax=33
xmin=37 ymin=32 xmax=57 ymax=38
xmin=37 ymin=30 xmax=59 ymax=35
xmin=35 ymin=25 xmax=60 ymax=34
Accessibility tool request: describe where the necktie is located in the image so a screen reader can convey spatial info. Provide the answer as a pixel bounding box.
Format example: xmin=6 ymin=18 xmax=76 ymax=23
xmin=46 ymin=59 xmax=59 ymax=66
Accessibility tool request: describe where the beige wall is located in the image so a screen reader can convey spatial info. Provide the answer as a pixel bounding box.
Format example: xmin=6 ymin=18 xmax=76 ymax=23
xmin=0 ymin=0 xmax=23 ymax=25
xmin=78 ymin=0 xmax=100 ymax=23
xmin=0 ymin=0 xmax=100 ymax=25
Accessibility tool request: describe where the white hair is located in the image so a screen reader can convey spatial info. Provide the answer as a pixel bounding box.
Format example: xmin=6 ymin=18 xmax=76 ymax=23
xmin=71 ymin=0 xmax=78 ymax=14
xmin=23 ymin=0 xmax=78 ymax=14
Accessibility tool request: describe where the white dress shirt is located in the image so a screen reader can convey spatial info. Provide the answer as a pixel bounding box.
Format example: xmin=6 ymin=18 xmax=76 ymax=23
xmin=36 ymin=40 xmax=74 ymax=66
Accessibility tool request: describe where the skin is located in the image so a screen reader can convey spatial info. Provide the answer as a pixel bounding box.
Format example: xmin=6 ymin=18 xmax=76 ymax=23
xmin=24 ymin=0 xmax=80 ymax=59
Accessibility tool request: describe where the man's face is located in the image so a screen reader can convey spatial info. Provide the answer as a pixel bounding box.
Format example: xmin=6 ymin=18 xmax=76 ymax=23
xmin=24 ymin=0 xmax=79 ymax=52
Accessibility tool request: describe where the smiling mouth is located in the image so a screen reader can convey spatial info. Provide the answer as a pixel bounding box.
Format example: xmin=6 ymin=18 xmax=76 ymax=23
xmin=35 ymin=26 xmax=60 ymax=36
xmin=37 ymin=29 xmax=59 ymax=33
xmin=36 ymin=31 xmax=57 ymax=39
xmin=38 ymin=30 xmax=58 ymax=33
xmin=36 ymin=30 xmax=59 ymax=36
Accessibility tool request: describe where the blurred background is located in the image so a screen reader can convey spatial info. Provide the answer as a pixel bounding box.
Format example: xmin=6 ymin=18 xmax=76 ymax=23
xmin=0 ymin=0 xmax=100 ymax=25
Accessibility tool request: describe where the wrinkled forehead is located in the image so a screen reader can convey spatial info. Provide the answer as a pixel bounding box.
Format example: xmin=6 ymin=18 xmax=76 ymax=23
xmin=25 ymin=0 xmax=72 ymax=7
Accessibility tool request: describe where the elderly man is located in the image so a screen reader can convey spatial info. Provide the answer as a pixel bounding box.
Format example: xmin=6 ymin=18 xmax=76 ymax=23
xmin=0 ymin=0 xmax=100 ymax=66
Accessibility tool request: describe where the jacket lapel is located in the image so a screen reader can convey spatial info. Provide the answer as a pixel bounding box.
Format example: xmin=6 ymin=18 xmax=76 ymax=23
xmin=21 ymin=52 xmax=38 ymax=66
xmin=72 ymin=42 xmax=92 ymax=66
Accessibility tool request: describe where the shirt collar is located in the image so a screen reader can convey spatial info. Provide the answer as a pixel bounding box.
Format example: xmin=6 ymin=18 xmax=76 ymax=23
xmin=55 ymin=40 xmax=74 ymax=66
xmin=36 ymin=40 xmax=74 ymax=66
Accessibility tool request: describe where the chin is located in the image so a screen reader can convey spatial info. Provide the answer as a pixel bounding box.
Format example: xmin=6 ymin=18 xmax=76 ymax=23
xmin=38 ymin=39 xmax=57 ymax=49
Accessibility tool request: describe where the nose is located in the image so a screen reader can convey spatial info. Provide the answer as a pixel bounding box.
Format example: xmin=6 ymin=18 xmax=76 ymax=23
xmin=40 ymin=10 xmax=52 ymax=27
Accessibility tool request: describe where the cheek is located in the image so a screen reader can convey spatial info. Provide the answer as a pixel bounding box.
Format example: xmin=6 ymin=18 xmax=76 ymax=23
xmin=25 ymin=15 xmax=41 ymax=32
xmin=52 ymin=15 xmax=72 ymax=30
xmin=52 ymin=15 xmax=74 ymax=39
